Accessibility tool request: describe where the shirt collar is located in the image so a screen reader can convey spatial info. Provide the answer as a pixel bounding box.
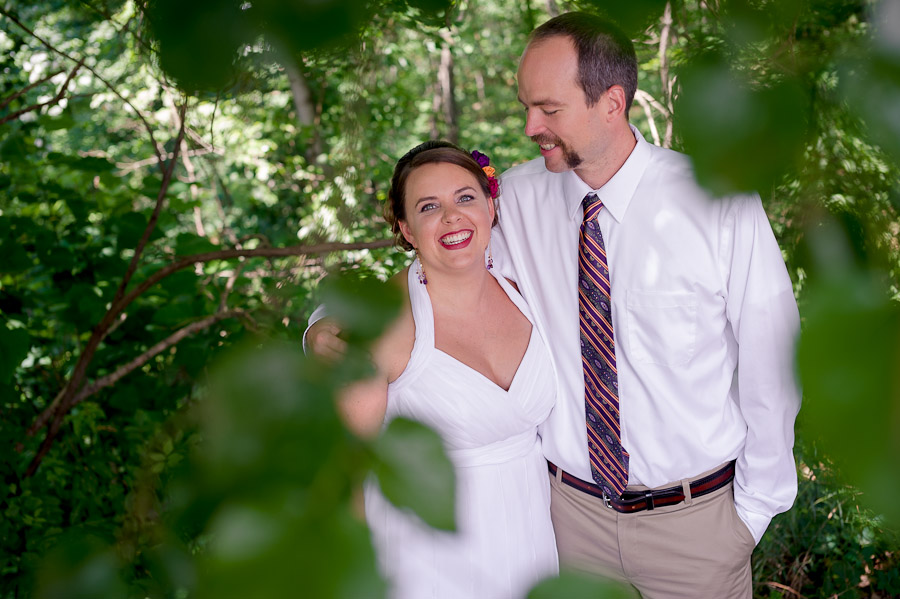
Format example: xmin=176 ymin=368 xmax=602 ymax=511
xmin=566 ymin=124 xmax=652 ymax=223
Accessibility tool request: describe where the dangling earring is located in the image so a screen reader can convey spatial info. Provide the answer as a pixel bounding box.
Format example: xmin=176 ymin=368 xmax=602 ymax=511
xmin=415 ymin=249 xmax=427 ymax=285
xmin=486 ymin=240 xmax=494 ymax=271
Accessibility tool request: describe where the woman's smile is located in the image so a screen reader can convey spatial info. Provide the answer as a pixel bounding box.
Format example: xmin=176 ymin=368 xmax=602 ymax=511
xmin=440 ymin=229 xmax=473 ymax=249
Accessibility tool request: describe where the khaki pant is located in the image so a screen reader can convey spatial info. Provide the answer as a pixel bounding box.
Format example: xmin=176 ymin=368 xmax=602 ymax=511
xmin=549 ymin=465 xmax=755 ymax=599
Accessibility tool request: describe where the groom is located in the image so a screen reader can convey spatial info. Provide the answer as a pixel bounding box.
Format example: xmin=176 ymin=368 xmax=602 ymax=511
xmin=309 ymin=12 xmax=800 ymax=598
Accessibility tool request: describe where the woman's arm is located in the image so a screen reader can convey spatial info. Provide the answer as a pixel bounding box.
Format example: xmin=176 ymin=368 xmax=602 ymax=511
xmin=338 ymin=376 xmax=390 ymax=439
xmin=336 ymin=268 xmax=414 ymax=439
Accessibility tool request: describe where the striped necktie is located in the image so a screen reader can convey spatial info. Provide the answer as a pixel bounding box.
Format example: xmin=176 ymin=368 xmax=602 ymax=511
xmin=579 ymin=193 xmax=628 ymax=497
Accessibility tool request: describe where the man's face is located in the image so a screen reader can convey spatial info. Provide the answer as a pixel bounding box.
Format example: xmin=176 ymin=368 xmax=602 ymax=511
xmin=517 ymin=36 xmax=607 ymax=177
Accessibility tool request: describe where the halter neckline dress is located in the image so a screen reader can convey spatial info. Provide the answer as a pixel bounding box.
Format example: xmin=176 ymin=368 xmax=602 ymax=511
xmin=364 ymin=261 xmax=559 ymax=598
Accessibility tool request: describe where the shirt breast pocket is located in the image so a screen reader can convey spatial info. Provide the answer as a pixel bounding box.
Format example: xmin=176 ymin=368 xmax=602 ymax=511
xmin=625 ymin=290 xmax=698 ymax=366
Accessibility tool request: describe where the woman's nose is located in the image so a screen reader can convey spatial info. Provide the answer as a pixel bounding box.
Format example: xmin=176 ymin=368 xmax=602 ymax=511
xmin=442 ymin=206 xmax=461 ymax=222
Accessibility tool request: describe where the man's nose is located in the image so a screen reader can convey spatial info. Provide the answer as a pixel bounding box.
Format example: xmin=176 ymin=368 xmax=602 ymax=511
xmin=524 ymin=110 xmax=542 ymax=138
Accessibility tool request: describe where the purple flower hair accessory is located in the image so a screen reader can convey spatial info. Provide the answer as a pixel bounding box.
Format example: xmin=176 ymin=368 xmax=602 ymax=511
xmin=470 ymin=149 xmax=500 ymax=199
xmin=471 ymin=150 xmax=491 ymax=168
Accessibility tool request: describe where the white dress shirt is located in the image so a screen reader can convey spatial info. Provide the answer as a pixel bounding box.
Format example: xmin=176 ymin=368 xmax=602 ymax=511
xmin=492 ymin=127 xmax=801 ymax=543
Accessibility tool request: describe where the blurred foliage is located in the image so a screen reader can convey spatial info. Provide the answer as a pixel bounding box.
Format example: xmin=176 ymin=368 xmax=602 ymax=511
xmin=1 ymin=0 xmax=899 ymax=597
xmin=753 ymin=445 xmax=900 ymax=597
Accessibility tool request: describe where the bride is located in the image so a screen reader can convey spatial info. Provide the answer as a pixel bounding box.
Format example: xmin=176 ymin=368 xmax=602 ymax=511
xmin=336 ymin=140 xmax=558 ymax=598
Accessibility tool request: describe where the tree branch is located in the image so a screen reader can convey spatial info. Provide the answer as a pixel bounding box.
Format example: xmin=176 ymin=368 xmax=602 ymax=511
xmin=0 ymin=69 xmax=64 ymax=111
xmin=634 ymin=91 xmax=661 ymax=146
xmin=113 ymin=101 xmax=187 ymax=308
xmin=763 ymin=582 xmax=806 ymax=599
xmin=218 ymin=262 xmax=244 ymax=312
xmin=112 ymin=240 xmax=397 ymax=325
xmin=26 ymin=238 xmax=394 ymax=437
xmin=23 ymin=105 xmax=188 ymax=477
xmin=116 ymin=147 xmax=222 ymax=172
xmin=0 ymin=57 xmax=84 ymax=126
xmin=0 ymin=6 xmax=165 ymax=165
xmin=634 ymin=89 xmax=670 ymax=119
xmin=69 ymin=309 xmax=245 ymax=408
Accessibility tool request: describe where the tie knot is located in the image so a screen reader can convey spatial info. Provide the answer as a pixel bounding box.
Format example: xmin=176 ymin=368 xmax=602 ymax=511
xmin=582 ymin=194 xmax=604 ymax=223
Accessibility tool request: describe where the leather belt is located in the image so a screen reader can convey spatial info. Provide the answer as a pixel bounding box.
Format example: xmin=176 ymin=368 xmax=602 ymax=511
xmin=548 ymin=460 xmax=735 ymax=513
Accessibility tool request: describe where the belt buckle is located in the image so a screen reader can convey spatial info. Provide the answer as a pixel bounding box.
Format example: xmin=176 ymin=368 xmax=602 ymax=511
xmin=601 ymin=492 xmax=613 ymax=509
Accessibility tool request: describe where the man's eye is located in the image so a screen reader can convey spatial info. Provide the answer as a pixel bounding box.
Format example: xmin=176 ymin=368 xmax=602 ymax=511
xmin=543 ymin=109 xmax=559 ymax=116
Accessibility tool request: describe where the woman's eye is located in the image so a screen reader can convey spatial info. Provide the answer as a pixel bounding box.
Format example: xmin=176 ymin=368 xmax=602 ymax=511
xmin=420 ymin=202 xmax=437 ymax=213
xmin=458 ymin=194 xmax=474 ymax=203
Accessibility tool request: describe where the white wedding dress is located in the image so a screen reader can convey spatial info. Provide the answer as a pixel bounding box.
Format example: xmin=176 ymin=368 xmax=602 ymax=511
xmin=364 ymin=261 xmax=559 ymax=598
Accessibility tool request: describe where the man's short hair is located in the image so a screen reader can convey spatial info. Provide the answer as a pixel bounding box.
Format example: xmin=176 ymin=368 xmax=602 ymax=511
xmin=528 ymin=12 xmax=637 ymax=111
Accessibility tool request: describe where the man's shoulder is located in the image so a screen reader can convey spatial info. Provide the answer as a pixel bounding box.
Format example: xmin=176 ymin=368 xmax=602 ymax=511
xmin=644 ymin=144 xmax=763 ymax=217
xmin=646 ymin=143 xmax=695 ymax=184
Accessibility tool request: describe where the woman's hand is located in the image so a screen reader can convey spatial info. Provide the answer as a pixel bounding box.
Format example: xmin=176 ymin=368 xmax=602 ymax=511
xmin=307 ymin=317 xmax=346 ymax=361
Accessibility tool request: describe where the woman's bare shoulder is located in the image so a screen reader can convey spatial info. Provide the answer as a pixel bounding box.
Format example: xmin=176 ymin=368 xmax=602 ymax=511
xmin=373 ymin=267 xmax=415 ymax=382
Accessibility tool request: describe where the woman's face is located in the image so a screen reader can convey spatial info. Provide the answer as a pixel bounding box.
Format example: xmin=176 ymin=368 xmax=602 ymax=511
xmin=398 ymin=162 xmax=495 ymax=276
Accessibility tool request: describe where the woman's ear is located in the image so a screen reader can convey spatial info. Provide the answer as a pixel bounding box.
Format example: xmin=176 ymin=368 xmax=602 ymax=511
xmin=398 ymin=220 xmax=416 ymax=249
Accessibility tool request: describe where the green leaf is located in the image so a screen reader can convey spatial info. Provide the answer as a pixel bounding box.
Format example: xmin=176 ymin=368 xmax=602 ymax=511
xmin=114 ymin=212 xmax=148 ymax=251
xmin=796 ymin=221 xmax=900 ymax=525
xmin=527 ymin=569 xmax=636 ymax=599
xmin=372 ymin=417 xmax=456 ymax=531
xmin=674 ymin=53 xmax=808 ymax=195
xmin=34 ymin=532 xmax=128 ymax=599
xmin=152 ymin=300 xmax=200 ymax=326
xmin=71 ymin=156 xmax=116 ymax=173
xmin=0 ymin=326 xmax=30 ymax=384
xmin=586 ymin=0 xmax=670 ymax=36
xmin=175 ymin=232 xmax=219 ymax=256
xmin=39 ymin=111 xmax=76 ymax=132
xmin=0 ymin=241 xmax=32 ymax=273
xmin=321 ymin=270 xmax=402 ymax=346
xmin=147 ymin=0 xmax=253 ymax=92
xmin=840 ymin=52 xmax=900 ymax=165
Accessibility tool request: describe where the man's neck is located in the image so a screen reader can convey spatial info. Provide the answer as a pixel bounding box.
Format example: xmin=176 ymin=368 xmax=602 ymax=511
xmin=574 ymin=124 xmax=638 ymax=190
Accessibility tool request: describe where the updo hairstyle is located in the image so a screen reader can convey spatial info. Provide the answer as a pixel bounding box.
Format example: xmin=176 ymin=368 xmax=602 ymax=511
xmin=384 ymin=140 xmax=498 ymax=252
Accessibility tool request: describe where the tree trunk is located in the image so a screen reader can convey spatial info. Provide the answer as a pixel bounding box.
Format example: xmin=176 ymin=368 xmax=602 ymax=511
xmin=659 ymin=2 xmax=674 ymax=148
xmin=546 ymin=0 xmax=559 ymax=18
xmin=285 ymin=57 xmax=323 ymax=162
xmin=438 ymin=33 xmax=458 ymax=144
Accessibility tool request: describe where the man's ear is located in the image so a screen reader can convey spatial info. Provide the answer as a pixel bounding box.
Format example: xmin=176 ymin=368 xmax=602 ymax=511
xmin=605 ymin=85 xmax=628 ymax=121
xmin=398 ymin=220 xmax=416 ymax=248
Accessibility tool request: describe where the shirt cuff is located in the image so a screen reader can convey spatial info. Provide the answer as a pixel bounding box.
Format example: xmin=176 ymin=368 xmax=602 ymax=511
xmin=734 ymin=504 xmax=772 ymax=545
xmin=302 ymin=304 xmax=329 ymax=355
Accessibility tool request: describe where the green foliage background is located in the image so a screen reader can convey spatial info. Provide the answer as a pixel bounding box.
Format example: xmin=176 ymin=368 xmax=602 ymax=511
xmin=1 ymin=0 xmax=899 ymax=597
